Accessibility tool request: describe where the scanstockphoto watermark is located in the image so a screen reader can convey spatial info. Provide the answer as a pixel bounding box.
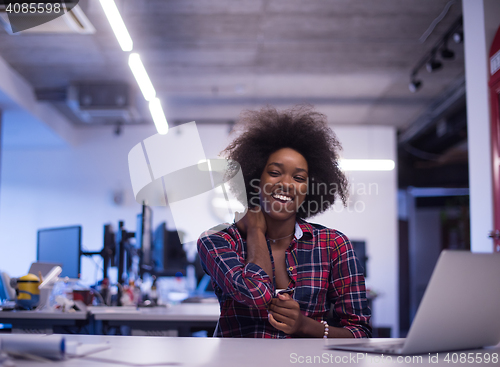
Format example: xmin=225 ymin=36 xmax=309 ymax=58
xmin=289 ymin=352 xmax=425 ymax=364
xmin=1 ymin=1 xmax=79 ymax=34
xmin=290 ymin=352 xmax=499 ymax=364
xmin=250 ymin=195 xmax=368 ymax=214
xmin=249 ymin=179 xmax=379 ymax=214
xmin=250 ymin=178 xmax=379 ymax=198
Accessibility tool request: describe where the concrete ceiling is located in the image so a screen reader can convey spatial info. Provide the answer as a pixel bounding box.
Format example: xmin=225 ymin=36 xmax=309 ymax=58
xmin=0 ymin=0 xmax=465 ymax=130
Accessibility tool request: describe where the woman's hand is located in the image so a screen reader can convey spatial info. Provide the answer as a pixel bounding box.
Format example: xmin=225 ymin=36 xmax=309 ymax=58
xmin=235 ymin=208 xmax=272 ymax=279
xmin=235 ymin=208 xmax=267 ymax=237
xmin=269 ymin=293 xmax=356 ymax=338
xmin=268 ymin=293 xmax=305 ymax=335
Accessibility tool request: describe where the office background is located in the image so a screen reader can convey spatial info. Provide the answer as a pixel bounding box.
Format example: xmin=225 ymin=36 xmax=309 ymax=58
xmin=0 ymin=0 xmax=499 ymax=339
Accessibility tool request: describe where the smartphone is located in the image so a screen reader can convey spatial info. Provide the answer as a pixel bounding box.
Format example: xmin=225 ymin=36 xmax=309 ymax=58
xmin=275 ymin=288 xmax=294 ymax=297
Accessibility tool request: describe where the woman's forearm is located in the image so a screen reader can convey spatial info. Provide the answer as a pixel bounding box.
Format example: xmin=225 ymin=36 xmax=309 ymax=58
xmin=245 ymin=228 xmax=273 ymax=279
xmin=197 ymin=234 xmax=274 ymax=309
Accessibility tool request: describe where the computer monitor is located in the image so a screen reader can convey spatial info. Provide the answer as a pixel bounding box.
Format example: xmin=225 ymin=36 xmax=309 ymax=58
xmin=37 ymin=225 xmax=82 ymax=278
xmin=152 ymin=222 xmax=187 ymax=276
xmin=101 ymin=224 xmax=116 ymax=278
xmin=137 ymin=205 xmax=153 ymax=274
xmin=351 ymin=240 xmax=368 ymax=277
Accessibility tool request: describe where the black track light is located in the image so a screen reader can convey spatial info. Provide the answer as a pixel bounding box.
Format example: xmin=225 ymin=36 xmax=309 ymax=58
xmin=452 ymin=31 xmax=463 ymax=44
xmin=409 ymin=79 xmax=422 ymax=93
xmin=440 ymin=47 xmax=455 ymax=60
xmin=440 ymin=38 xmax=455 ymax=60
xmin=426 ymin=57 xmax=443 ymax=73
xmin=409 ymin=16 xmax=462 ymax=92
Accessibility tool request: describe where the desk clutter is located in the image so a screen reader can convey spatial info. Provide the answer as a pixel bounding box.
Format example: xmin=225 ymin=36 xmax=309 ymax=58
xmin=1 ymin=265 xmax=215 ymax=311
xmin=0 ymin=264 xmax=218 ymax=337
xmin=0 ymin=207 xmax=218 ymax=338
xmin=1 ymin=263 xmax=217 ymax=338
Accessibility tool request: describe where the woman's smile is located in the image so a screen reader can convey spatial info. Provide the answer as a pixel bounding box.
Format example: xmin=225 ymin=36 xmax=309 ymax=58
xmin=259 ymin=147 xmax=308 ymax=220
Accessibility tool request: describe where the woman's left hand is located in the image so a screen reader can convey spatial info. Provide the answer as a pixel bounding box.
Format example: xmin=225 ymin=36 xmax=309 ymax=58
xmin=268 ymin=293 xmax=305 ymax=335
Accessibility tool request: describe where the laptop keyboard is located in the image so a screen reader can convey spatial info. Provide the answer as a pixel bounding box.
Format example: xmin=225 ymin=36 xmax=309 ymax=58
xmin=330 ymin=341 xmax=405 ymax=354
xmin=366 ymin=341 xmax=405 ymax=353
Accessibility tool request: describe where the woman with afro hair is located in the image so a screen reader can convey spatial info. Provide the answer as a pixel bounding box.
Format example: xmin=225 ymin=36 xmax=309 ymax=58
xmin=197 ymin=105 xmax=371 ymax=338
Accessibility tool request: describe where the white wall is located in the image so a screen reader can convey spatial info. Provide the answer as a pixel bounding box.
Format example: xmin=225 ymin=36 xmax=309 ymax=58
xmin=0 ymin=121 xmax=398 ymax=335
xmin=463 ymin=0 xmax=500 ymax=252
xmin=313 ymin=126 xmax=398 ymax=336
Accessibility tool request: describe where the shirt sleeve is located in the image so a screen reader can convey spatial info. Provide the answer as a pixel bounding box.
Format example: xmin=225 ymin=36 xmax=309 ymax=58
xmin=197 ymin=229 xmax=274 ymax=310
xmin=328 ymin=232 xmax=372 ymax=338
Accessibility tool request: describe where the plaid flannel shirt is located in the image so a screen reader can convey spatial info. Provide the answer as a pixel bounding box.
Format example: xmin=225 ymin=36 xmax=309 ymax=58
xmin=197 ymin=218 xmax=371 ymax=338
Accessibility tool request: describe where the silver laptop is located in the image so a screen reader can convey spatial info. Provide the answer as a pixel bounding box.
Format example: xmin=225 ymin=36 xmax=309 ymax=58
xmin=29 ymin=262 xmax=63 ymax=278
xmin=329 ymin=250 xmax=500 ymax=355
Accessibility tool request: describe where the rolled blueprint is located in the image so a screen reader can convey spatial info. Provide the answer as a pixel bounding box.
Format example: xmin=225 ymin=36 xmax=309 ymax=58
xmin=0 ymin=334 xmax=65 ymax=360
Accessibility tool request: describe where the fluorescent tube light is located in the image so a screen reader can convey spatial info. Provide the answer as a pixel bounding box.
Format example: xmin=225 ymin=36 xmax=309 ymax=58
xmin=339 ymin=159 xmax=395 ymax=171
xmin=129 ymin=53 xmax=156 ymax=101
xmin=99 ymin=0 xmax=133 ymax=52
xmin=149 ymin=98 xmax=169 ymax=135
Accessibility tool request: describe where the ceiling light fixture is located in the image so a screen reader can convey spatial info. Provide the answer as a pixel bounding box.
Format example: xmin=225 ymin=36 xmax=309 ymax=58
xmin=440 ymin=47 xmax=455 ymax=60
xmin=149 ymin=98 xmax=169 ymax=135
xmin=409 ymin=16 xmax=462 ymax=92
xmin=409 ymin=71 xmax=422 ymax=93
xmin=100 ymin=0 xmax=168 ymax=136
xmin=99 ymin=0 xmax=133 ymax=52
xmin=339 ymin=159 xmax=395 ymax=171
xmin=452 ymin=31 xmax=463 ymax=44
xmin=440 ymin=39 xmax=455 ymax=60
xmin=426 ymin=54 xmax=443 ymax=72
xmin=128 ymin=53 xmax=156 ymax=102
xmin=409 ymin=79 xmax=422 ymax=93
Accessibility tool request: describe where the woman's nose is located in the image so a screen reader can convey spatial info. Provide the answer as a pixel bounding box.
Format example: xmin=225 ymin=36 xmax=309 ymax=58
xmin=281 ymin=177 xmax=295 ymax=192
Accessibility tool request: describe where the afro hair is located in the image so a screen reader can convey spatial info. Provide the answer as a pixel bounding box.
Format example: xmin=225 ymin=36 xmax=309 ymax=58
xmin=223 ymin=105 xmax=348 ymax=219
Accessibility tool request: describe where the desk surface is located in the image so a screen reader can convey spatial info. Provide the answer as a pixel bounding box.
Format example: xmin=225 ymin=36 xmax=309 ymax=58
xmin=6 ymin=335 xmax=500 ymax=367
xmin=89 ymin=303 xmax=221 ymax=322
xmin=0 ymin=303 xmax=220 ymax=322
xmin=0 ymin=309 xmax=87 ymax=320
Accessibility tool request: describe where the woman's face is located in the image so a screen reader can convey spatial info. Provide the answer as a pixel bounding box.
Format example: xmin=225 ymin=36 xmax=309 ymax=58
xmin=258 ymin=147 xmax=309 ymax=221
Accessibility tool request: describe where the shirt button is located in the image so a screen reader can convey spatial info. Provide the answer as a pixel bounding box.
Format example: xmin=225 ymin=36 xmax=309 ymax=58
xmin=288 ymin=266 xmax=293 ymax=271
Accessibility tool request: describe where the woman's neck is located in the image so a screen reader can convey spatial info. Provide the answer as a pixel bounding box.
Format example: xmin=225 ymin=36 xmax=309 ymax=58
xmin=264 ymin=214 xmax=297 ymax=246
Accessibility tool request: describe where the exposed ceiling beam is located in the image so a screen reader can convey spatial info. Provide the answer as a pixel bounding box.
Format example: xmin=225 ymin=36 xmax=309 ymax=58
xmin=0 ymin=54 xmax=77 ymax=146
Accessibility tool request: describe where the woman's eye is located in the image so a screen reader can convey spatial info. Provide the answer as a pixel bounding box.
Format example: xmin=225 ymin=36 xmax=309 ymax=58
xmin=295 ymin=176 xmax=306 ymax=182
xmin=269 ymin=171 xmax=280 ymax=177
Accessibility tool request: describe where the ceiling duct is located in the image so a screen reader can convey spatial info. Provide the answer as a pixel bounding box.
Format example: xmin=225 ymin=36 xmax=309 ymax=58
xmin=0 ymin=2 xmax=95 ymax=34
xmin=399 ymin=75 xmax=465 ymax=146
xmin=66 ymin=83 xmax=141 ymax=125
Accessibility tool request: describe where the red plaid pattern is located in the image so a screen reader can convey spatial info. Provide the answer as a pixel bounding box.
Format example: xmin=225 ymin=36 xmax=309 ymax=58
xmin=197 ymin=219 xmax=371 ymax=338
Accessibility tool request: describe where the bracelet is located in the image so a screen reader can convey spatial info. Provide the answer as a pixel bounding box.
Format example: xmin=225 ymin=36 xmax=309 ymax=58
xmin=320 ymin=320 xmax=329 ymax=339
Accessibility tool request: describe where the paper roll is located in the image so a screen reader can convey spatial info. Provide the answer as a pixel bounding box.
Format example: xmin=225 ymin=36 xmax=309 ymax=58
xmin=0 ymin=334 xmax=65 ymax=360
xmin=39 ymin=266 xmax=62 ymax=289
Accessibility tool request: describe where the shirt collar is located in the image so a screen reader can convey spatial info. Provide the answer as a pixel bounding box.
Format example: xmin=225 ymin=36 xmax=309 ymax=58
xmin=295 ymin=218 xmax=314 ymax=240
xmin=294 ymin=221 xmax=303 ymax=240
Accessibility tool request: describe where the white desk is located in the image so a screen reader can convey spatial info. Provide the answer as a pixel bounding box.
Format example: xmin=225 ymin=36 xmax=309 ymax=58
xmin=0 ymin=303 xmax=220 ymax=336
xmin=7 ymin=335 xmax=500 ymax=367
xmin=89 ymin=303 xmax=220 ymax=336
xmin=0 ymin=310 xmax=88 ymax=334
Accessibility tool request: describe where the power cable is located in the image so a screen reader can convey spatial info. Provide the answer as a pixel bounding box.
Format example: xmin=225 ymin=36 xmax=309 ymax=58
xmin=419 ymin=0 xmax=457 ymax=43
